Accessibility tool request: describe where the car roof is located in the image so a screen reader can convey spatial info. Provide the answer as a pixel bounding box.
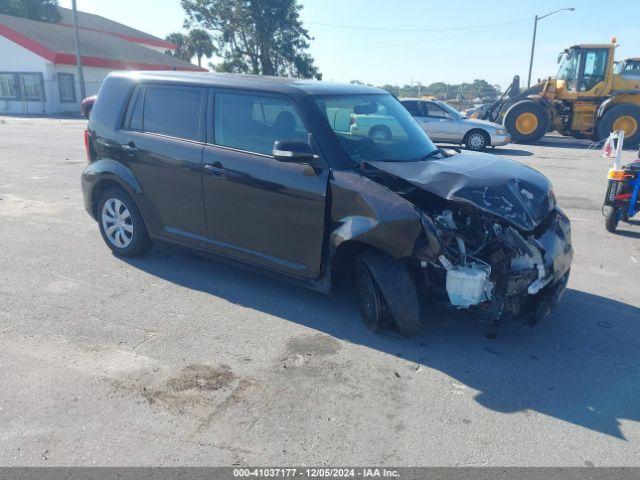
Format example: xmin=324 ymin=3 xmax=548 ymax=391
xmin=109 ymin=71 xmax=387 ymax=96
xmin=399 ymin=97 xmax=437 ymax=102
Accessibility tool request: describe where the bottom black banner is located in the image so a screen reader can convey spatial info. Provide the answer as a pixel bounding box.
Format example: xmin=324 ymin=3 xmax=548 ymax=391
xmin=0 ymin=468 xmax=638 ymax=480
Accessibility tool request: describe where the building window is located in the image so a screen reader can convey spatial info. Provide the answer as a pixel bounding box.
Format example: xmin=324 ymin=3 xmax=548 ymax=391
xmin=0 ymin=73 xmax=45 ymax=101
xmin=58 ymin=73 xmax=76 ymax=103
xmin=20 ymin=73 xmax=45 ymax=101
xmin=0 ymin=73 xmax=20 ymax=100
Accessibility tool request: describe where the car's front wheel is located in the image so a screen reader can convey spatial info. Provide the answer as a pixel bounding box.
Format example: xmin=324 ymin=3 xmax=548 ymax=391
xmin=464 ymin=129 xmax=490 ymax=151
xmin=97 ymin=187 xmax=151 ymax=257
xmin=355 ymin=250 xmax=423 ymax=337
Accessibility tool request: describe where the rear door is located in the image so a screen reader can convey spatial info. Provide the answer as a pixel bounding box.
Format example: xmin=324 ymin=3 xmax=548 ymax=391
xmin=201 ymin=90 xmax=329 ymax=279
xmin=118 ymin=84 xmax=208 ymax=247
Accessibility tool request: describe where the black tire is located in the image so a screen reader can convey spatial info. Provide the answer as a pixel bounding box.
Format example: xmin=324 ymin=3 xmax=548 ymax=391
xmin=463 ymin=129 xmax=490 ymax=151
xmin=596 ymin=104 xmax=640 ymax=148
xmin=355 ymin=262 xmax=385 ymax=332
xmin=503 ymin=100 xmax=548 ymax=143
xmin=356 ymin=250 xmax=422 ymax=337
xmin=97 ymin=187 xmax=151 ymax=257
xmin=368 ymin=125 xmax=392 ymax=141
xmin=605 ymin=207 xmax=620 ymax=233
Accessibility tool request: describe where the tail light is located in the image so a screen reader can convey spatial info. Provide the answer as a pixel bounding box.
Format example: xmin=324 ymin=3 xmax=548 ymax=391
xmin=83 ymin=129 xmax=90 ymax=162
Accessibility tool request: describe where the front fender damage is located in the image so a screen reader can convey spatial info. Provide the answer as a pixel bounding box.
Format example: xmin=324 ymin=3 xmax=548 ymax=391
xmin=329 ymin=170 xmax=441 ymax=261
xmin=328 ymin=164 xmax=572 ymax=323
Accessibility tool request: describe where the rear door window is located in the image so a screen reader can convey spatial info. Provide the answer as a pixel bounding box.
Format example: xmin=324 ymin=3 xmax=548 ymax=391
xmin=401 ymin=100 xmax=418 ymax=115
xmin=142 ymin=86 xmax=204 ymax=141
xmin=214 ymin=93 xmax=308 ymax=155
xmin=125 ymin=87 xmax=143 ymax=131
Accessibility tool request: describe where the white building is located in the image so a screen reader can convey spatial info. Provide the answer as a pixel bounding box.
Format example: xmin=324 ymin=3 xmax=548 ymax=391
xmin=0 ymin=7 xmax=202 ymax=115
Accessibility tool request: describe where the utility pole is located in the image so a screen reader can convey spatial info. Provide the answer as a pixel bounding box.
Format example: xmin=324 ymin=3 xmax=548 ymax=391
xmin=527 ymin=15 xmax=538 ymax=89
xmin=527 ymin=7 xmax=575 ymax=88
xmin=71 ymin=0 xmax=86 ymax=100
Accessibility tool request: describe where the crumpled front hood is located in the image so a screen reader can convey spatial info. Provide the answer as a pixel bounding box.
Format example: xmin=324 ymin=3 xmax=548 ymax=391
xmin=367 ymin=151 xmax=554 ymax=231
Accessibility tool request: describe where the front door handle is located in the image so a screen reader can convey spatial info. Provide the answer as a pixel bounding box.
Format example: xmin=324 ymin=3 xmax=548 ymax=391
xmin=204 ymin=161 xmax=228 ymax=177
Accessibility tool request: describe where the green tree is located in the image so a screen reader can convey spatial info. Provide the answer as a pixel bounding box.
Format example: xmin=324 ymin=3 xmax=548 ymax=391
xmin=165 ymin=32 xmax=194 ymax=61
xmin=181 ymin=0 xmax=321 ymax=79
xmin=381 ymin=84 xmax=400 ymax=97
xmin=0 ymin=0 xmax=61 ymax=22
xmin=188 ymin=28 xmax=215 ymax=68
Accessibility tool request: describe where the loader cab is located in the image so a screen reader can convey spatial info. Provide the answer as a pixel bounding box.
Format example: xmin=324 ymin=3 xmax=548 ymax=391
xmin=556 ymin=45 xmax=614 ymax=96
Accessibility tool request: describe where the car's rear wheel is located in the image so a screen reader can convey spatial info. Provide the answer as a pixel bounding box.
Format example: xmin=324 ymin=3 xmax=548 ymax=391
xmin=97 ymin=187 xmax=151 ymax=257
xmin=464 ymin=129 xmax=490 ymax=151
xmin=355 ymin=250 xmax=423 ymax=337
xmin=369 ymin=125 xmax=392 ymax=141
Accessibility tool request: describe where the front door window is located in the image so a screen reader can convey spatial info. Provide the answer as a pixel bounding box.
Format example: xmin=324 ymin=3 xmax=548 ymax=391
xmin=579 ymin=49 xmax=609 ymax=91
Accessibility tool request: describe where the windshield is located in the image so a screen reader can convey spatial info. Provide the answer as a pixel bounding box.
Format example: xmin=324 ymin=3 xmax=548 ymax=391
xmin=314 ymin=94 xmax=438 ymax=163
xmin=557 ymin=49 xmax=580 ymax=90
xmin=437 ymin=101 xmax=465 ymax=119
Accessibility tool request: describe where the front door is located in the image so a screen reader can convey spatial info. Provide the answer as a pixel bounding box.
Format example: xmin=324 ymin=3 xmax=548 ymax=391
xmin=415 ymin=101 xmax=459 ymax=142
xmin=202 ymin=90 xmax=329 ymax=279
xmin=118 ymin=84 xmax=208 ymax=247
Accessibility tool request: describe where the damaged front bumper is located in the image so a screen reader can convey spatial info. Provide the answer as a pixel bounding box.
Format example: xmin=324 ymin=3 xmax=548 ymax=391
xmin=421 ymin=208 xmax=573 ymax=322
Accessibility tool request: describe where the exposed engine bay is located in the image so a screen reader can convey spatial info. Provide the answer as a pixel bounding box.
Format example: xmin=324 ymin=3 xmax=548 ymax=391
xmin=359 ymin=151 xmax=573 ymax=322
xmin=423 ymin=204 xmax=571 ymax=321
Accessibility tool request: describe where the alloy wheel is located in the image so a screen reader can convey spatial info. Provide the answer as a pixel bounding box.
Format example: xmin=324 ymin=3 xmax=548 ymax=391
xmin=101 ymin=198 xmax=134 ymax=248
xmin=468 ymin=133 xmax=486 ymax=150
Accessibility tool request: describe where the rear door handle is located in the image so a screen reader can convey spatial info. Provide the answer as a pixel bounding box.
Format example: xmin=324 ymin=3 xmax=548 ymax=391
xmin=121 ymin=142 xmax=138 ymax=154
xmin=204 ymin=162 xmax=228 ymax=177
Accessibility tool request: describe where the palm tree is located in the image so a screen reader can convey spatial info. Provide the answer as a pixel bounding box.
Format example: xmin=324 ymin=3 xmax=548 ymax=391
xmin=188 ymin=29 xmax=215 ymax=68
xmin=165 ymin=32 xmax=193 ymax=61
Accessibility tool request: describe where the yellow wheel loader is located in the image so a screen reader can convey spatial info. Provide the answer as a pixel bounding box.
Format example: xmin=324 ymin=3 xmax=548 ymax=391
xmin=478 ymin=40 xmax=640 ymax=146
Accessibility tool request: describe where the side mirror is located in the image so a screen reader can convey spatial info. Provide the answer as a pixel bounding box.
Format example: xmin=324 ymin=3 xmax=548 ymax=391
xmin=273 ymin=140 xmax=315 ymax=163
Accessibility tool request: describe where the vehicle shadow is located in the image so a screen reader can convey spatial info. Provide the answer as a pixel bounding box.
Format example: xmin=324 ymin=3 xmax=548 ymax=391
xmin=489 ymin=147 xmax=534 ymax=157
xmin=123 ymin=245 xmax=640 ymax=439
xmin=532 ymin=135 xmax=637 ymax=151
xmin=614 ymin=228 xmax=640 ymax=239
xmin=529 ymin=136 xmax=596 ymax=150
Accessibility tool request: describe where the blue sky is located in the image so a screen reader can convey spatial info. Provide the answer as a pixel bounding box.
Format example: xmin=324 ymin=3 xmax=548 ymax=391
xmin=58 ymin=0 xmax=640 ymax=89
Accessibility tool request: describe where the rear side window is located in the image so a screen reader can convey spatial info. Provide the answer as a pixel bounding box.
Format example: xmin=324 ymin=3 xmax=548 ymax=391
xmin=126 ymin=88 xmax=143 ymax=131
xmin=214 ymin=93 xmax=308 ymax=155
xmin=401 ymin=100 xmax=418 ymax=115
xmin=142 ymin=86 xmax=203 ymax=141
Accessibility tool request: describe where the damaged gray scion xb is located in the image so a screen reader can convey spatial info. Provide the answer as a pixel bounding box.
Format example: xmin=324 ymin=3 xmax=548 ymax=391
xmin=82 ymin=72 xmax=573 ymax=337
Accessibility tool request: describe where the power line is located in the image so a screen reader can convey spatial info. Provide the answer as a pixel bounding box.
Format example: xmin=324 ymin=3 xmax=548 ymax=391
xmin=313 ymin=21 xmax=526 ymax=51
xmin=306 ymin=17 xmax=530 ymax=33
